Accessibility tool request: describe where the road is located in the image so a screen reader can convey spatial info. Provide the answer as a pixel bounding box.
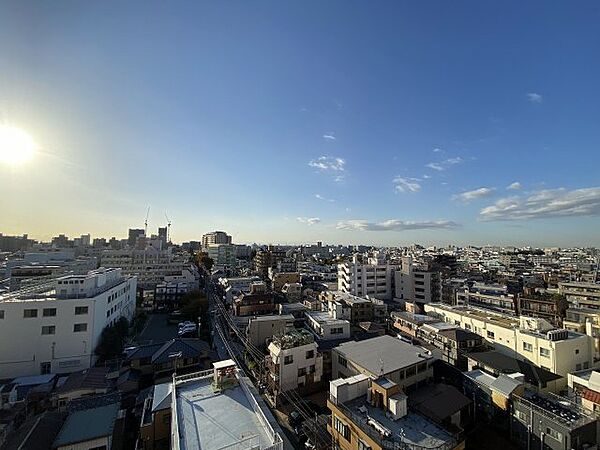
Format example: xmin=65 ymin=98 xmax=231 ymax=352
xmin=136 ymin=313 xmax=178 ymax=344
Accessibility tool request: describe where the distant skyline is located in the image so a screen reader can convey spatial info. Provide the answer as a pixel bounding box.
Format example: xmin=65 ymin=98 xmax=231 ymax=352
xmin=1 ymin=1 xmax=600 ymax=247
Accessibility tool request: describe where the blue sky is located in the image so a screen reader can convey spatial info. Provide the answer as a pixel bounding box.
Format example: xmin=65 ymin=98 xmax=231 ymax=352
xmin=1 ymin=1 xmax=599 ymax=246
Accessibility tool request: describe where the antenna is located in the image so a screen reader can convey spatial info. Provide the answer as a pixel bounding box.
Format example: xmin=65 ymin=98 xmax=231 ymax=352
xmin=165 ymin=212 xmax=172 ymax=243
xmin=144 ymin=206 xmax=150 ymax=236
xmin=379 ymin=357 xmax=385 ymax=377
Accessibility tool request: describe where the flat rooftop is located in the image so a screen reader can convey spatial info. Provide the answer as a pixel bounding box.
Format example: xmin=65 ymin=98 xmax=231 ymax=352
xmin=427 ymin=303 xmax=520 ymax=328
xmin=175 ymin=374 xmax=279 ymax=450
xmin=345 ymin=395 xmax=455 ymax=448
xmin=335 ymin=335 xmax=432 ymax=375
xmin=306 ymin=310 xmax=349 ymax=326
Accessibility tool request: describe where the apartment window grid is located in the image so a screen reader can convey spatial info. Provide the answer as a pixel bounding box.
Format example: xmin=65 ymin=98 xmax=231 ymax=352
xmin=334 ymin=416 xmax=350 ymax=441
xmin=41 ymin=325 xmax=56 ymax=335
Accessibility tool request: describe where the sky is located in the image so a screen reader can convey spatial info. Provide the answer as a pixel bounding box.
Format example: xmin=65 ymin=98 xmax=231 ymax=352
xmin=1 ymin=1 xmax=600 ymax=247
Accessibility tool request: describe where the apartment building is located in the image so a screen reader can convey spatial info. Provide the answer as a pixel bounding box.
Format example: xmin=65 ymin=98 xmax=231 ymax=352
xmin=424 ymin=303 xmax=593 ymax=376
xmin=457 ymin=283 xmax=517 ymax=316
xmin=100 ymin=247 xmax=197 ymax=289
xmin=332 ymin=335 xmax=435 ymax=392
xmin=320 ymin=291 xmax=388 ymax=325
xmin=394 ymin=257 xmax=441 ymax=307
xmin=0 ymin=268 xmax=136 ymax=378
xmin=201 ymin=231 xmax=232 ymax=249
xmin=305 ymin=311 xmax=351 ymax=341
xmin=246 ymin=314 xmax=294 ymax=350
xmin=206 ymin=243 xmax=236 ymax=269
xmin=327 ymin=375 xmax=464 ymax=450
xmin=266 ymin=330 xmax=323 ymax=403
xmin=338 ymin=254 xmax=398 ymax=300
xmin=559 ymin=281 xmax=600 ymax=308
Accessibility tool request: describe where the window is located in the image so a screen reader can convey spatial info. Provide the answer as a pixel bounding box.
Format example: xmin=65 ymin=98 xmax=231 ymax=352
xmin=545 ymin=427 xmax=562 ymax=442
xmin=40 ymin=362 xmax=51 ymax=375
xmin=298 ymin=367 xmax=307 ymax=377
xmin=309 ymin=364 xmax=315 ymax=374
xmin=75 ymin=306 xmax=88 ymax=315
xmin=514 ymin=410 xmax=527 ymax=423
xmin=331 ymin=327 xmax=344 ymax=335
xmin=43 ymin=308 xmax=57 ymax=317
xmin=522 ymin=342 xmax=533 ymax=352
xmin=417 ymin=362 xmax=427 ymax=373
xmin=284 ymin=355 xmax=293 ymax=365
xmin=24 ymin=309 xmax=38 ymax=318
xmin=306 ymin=350 xmax=314 ymax=359
xmin=358 ymin=439 xmax=372 ymax=450
xmin=486 ymin=330 xmax=495 ymax=339
xmin=539 ymin=347 xmax=550 ymax=358
xmin=0 ymin=310 xmax=4 ymax=319
xmin=576 ymin=363 xmax=582 ymax=371
xmin=338 ymin=355 xmax=347 ymax=368
xmin=334 ymin=416 xmax=350 ymax=441
xmin=575 ymin=349 xmax=580 ymax=355
xmin=42 ymin=325 xmax=56 ymax=335
xmin=405 ymin=366 xmax=416 ymax=377
xmin=73 ymin=323 xmax=88 ymax=332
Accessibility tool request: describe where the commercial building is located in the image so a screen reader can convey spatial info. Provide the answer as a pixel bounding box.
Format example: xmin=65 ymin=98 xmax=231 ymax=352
xmin=424 ymin=303 xmax=593 ymax=376
xmin=0 ymin=268 xmax=136 ymax=378
xmin=332 ymin=335 xmax=435 ymax=392
xmin=171 ymin=360 xmax=284 ymax=450
xmin=338 ymin=254 xmax=398 ymax=300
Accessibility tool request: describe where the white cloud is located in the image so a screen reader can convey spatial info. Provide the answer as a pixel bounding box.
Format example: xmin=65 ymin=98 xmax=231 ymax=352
xmin=323 ymin=133 xmax=336 ymax=141
xmin=507 ymin=182 xmax=522 ymax=191
xmin=336 ymin=219 xmax=459 ymax=231
xmin=426 ymin=157 xmax=463 ymax=172
xmin=422 ymin=174 xmax=431 ymax=179
xmin=433 ymin=147 xmax=443 ymax=153
xmin=479 ymin=187 xmax=600 ymax=221
xmin=297 ymin=217 xmax=321 ymax=226
xmin=315 ymin=194 xmax=334 ymax=202
xmin=393 ymin=176 xmax=421 ymax=193
xmin=453 ymin=187 xmax=495 ymax=203
xmin=527 ymin=92 xmax=543 ymax=103
xmin=308 ymin=156 xmax=345 ymax=172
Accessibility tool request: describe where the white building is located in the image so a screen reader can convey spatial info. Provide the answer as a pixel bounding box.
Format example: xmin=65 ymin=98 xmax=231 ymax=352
xmin=305 ymin=311 xmax=351 ymax=341
xmin=394 ymin=256 xmax=441 ymax=306
xmin=0 ymin=268 xmax=136 ymax=378
xmin=424 ymin=303 xmax=593 ymax=376
xmin=201 ymin=231 xmax=232 ymax=249
xmin=100 ymin=247 xmax=196 ymax=289
xmin=266 ymin=330 xmax=323 ymax=400
xmin=337 ymin=254 xmax=398 ymax=300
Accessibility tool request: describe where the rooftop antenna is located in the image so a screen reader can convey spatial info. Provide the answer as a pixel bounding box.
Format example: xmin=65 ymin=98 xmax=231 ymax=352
xmin=165 ymin=212 xmax=172 ymax=243
xmin=379 ymin=357 xmax=385 ymax=377
xmin=144 ymin=206 xmax=150 ymax=236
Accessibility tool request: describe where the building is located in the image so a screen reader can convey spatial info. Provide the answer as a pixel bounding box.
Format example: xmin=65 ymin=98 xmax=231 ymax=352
xmin=53 ymin=367 xmax=111 ymax=410
xmin=559 ymin=281 xmax=600 ymax=309
xmin=568 ymin=369 xmax=600 ymax=413
xmin=206 ymin=243 xmax=236 ymax=270
xmin=269 ymin=271 xmax=301 ymax=292
xmin=321 ymin=291 xmax=388 ymax=324
xmin=171 ymin=360 xmax=284 ymax=450
xmin=417 ymin=324 xmax=484 ymax=370
xmin=458 ymin=283 xmax=517 ymax=316
xmin=305 ymin=311 xmax=351 ymax=341
xmin=246 ymin=314 xmax=294 ymax=350
xmin=518 ymin=293 xmax=566 ymax=326
xmin=232 ymin=282 xmax=277 ymax=316
xmin=332 ymin=335 xmax=435 ymax=392
xmin=395 ymin=257 xmax=441 ymax=308
xmin=139 ymin=382 xmax=172 ymax=450
xmin=424 ymin=303 xmax=594 ymax=376
xmin=254 ymin=246 xmax=290 ymax=279
xmin=510 ymin=390 xmax=598 ymax=450
xmin=53 ymin=402 xmax=120 ymax=450
xmin=390 ymin=311 xmax=439 ymax=337
xmin=153 ymin=281 xmax=196 ymax=310
xmin=266 ymin=329 xmax=323 ymax=403
xmin=0 ymin=268 xmax=136 ymax=378
xmin=100 ymin=247 xmax=198 ymax=289
xmin=201 ymin=231 xmax=232 ymax=249
xmin=327 ymin=374 xmax=464 ymax=450
xmin=338 ymin=254 xmax=398 ymax=300
xmin=128 ymin=228 xmax=145 ymax=247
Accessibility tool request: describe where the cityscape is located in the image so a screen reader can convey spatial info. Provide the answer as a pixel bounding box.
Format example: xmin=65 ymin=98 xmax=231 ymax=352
xmin=1 ymin=2 xmax=600 ymax=450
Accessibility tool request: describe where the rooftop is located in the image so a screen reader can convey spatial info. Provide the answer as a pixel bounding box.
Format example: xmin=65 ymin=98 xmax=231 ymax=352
xmin=53 ymin=403 xmax=119 ymax=447
xmin=335 ymin=335 xmax=432 ymax=376
xmin=306 ymin=310 xmax=349 ymax=326
xmin=342 ymin=394 xmax=457 ymax=449
xmin=174 ymin=370 xmax=282 ymax=450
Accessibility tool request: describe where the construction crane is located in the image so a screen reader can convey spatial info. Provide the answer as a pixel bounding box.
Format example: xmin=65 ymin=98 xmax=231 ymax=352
xmin=144 ymin=206 xmax=150 ymax=236
xmin=165 ymin=212 xmax=172 ymax=243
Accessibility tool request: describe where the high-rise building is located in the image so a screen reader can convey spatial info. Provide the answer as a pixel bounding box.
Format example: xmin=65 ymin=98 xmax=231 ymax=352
xmin=128 ymin=228 xmax=145 ymax=248
xmin=201 ymin=231 xmax=232 ymax=249
xmin=337 ymin=253 xmax=398 ymax=300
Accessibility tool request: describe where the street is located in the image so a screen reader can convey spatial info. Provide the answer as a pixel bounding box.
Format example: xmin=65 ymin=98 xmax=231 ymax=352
xmin=136 ymin=313 xmax=178 ymax=344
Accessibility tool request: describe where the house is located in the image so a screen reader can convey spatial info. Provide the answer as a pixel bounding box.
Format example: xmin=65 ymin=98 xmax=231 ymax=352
xmin=53 ymin=403 xmax=120 ymax=450
xmin=53 ymin=367 xmax=111 ymax=410
xmin=139 ymin=382 xmax=172 ymax=450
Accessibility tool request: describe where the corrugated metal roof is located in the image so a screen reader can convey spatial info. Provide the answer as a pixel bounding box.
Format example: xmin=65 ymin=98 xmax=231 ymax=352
xmin=53 ymin=403 xmax=119 ymax=447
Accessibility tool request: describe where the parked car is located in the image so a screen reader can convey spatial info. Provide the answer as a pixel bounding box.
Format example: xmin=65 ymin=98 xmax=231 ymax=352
xmin=178 ymin=321 xmax=194 ymax=329
xmin=288 ymin=410 xmax=304 ymax=428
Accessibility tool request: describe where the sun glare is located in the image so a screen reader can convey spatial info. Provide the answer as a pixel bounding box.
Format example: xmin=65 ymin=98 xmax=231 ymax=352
xmin=0 ymin=125 xmax=37 ymax=166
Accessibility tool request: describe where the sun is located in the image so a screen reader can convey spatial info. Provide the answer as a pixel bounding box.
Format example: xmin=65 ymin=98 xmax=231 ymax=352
xmin=0 ymin=125 xmax=37 ymax=166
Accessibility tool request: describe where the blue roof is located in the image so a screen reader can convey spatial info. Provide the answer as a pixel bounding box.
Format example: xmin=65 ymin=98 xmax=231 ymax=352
xmin=53 ymin=403 xmax=119 ymax=447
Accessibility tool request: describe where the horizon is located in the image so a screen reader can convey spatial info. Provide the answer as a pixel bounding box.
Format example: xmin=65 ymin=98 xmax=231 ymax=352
xmin=1 ymin=2 xmax=600 ymax=246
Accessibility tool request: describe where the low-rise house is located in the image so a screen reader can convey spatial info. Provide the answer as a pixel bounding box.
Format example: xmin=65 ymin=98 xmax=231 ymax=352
xmin=1 ymin=410 xmax=66 ymax=450
xmin=53 ymin=367 xmax=111 ymax=410
xmin=139 ymin=382 xmax=172 ymax=450
xmin=418 ymin=323 xmax=484 ymax=370
xmin=246 ymin=314 xmax=294 ymax=350
xmin=568 ymin=369 xmax=600 ymax=413
xmin=390 ymin=311 xmax=439 ymax=337
xmin=125 ymin=339 xmax=211 ymax=381
xmin=53 ymin=402 xmax=120 ymax=450
xmin=232 ymin=282 xmax=277 ymax=316
xmin=305 ymin=311 xmax=351 ymax=341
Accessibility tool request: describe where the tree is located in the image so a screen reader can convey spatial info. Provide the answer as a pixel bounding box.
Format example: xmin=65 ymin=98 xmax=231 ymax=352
xmin=95 ymin=317 xmax=130 ymax=362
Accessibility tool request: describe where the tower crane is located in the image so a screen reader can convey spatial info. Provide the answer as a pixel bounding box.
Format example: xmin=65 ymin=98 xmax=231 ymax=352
xmin=144 ymin=206 xmax=150 ymax=236
xmin=165 ymin=212 xmax=172 ymax=244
